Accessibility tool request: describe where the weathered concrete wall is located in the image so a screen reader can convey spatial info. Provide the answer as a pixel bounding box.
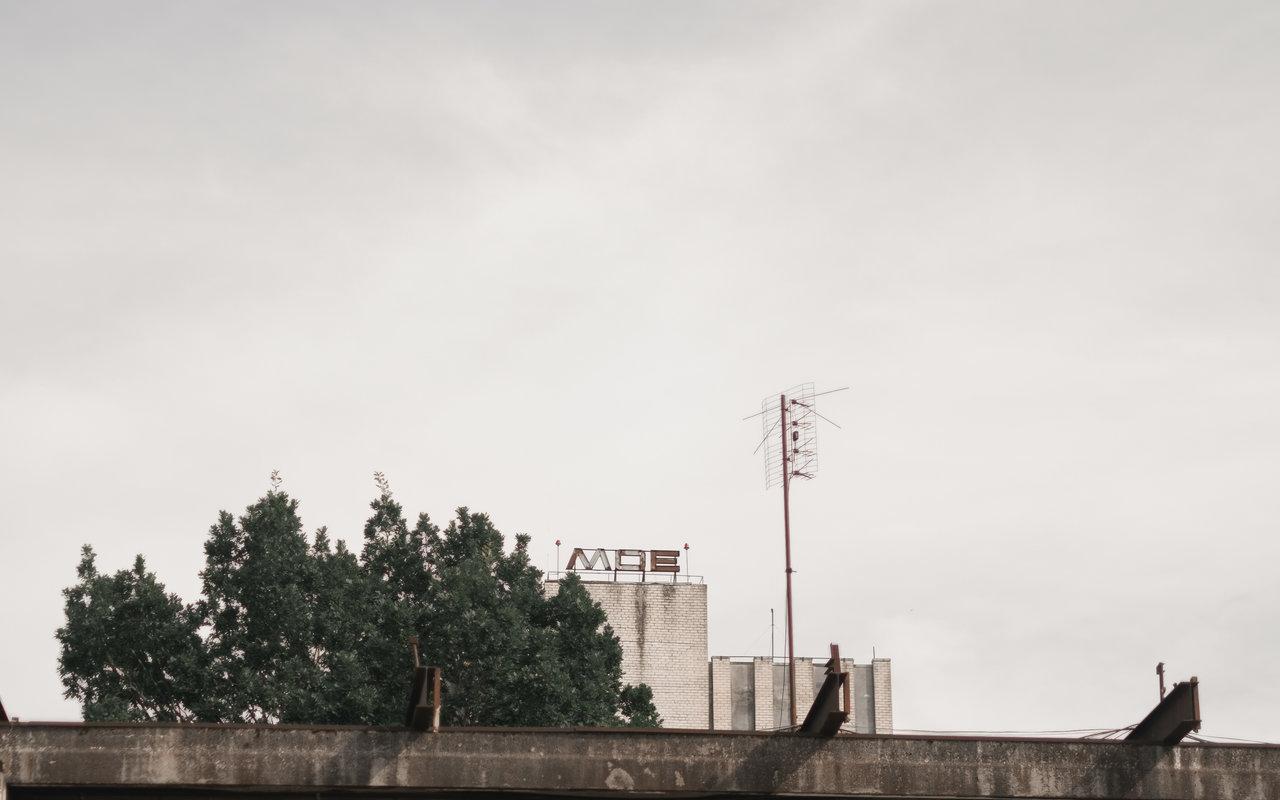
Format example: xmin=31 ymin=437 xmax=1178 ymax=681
xmin=853 ymin=664 xmax=875 ymax=734
xmin=730 ymin=661 xmax=755 ymax=731
xmin=732 ymin=657 xmax=884 ymax=733
xmin=2 ymin=723 xmax=1277 ymax=799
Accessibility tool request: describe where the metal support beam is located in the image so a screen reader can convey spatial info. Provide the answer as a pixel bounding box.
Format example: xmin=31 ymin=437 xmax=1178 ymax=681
xmin=405 ymin=666 xmax=442 ymax=732
xmin=1126 ymin=677 xmax=1200 ymax=745
xmin=0 ymin=693 xmax=8 ymax=724
xmin=404 ymin=637 xmax=442 ymax=732
xmin=798 ymin=644 xmax=850 ymax=737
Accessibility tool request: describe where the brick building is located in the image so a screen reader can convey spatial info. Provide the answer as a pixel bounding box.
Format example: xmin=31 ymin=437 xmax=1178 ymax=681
xmin=544 ymin=578 xmax=710 ymax=729
xmin=545 ymin=575 xmax=892 ymax=732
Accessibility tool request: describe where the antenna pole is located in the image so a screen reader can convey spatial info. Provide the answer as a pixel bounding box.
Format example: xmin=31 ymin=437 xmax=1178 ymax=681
xmin=780 ymin=393 xmax=798 ymax=728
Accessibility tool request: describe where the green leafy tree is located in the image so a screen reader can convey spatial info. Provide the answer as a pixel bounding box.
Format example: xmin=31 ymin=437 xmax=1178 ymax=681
xmin=56 ymin=547 xmax=208 ymax=721
xmin=359 ymin=477 xmax=435 ymax=722
xmin=56 ymin=474 xmax=660 ymax=728
xmin=198 ymin=490 xmax=325 ymax=722
xmin=306 ymin=527 xmax=379 ymax=723
xmin=619 ymin=683 xmax=661 ymax=727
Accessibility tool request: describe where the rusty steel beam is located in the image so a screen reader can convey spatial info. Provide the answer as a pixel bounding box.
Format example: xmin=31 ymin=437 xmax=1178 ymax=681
xmin=404 ymin=637 xmax=442 ymax=733
xmin=405 ymin=665 xmax=442 ymax=732
xmin=1126 ymin=677 xmax=1201 ymax=746
xmin=0 ymin=693 xmax=8 ymax=723
xmin=798 ymin=644 xmax=849 ymax=737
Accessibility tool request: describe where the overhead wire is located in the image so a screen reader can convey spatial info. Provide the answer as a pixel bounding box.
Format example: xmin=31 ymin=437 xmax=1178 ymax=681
xmin=892 ymin=727 xmax=1123 ymax=737
xmin=1187 ymin=732 xmax=1277 ymax=745
xmin=752 ymin=419 xmax=780 ymax=455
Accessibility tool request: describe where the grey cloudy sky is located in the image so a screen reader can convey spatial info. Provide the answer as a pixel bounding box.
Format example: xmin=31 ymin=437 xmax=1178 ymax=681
xmin=2 ymin=1 xmax=1278 ymax=740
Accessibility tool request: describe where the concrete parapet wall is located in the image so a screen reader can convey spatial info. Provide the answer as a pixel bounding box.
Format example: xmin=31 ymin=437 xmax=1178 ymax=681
xmin=1 ymin=723 xmax=1278 ymax=799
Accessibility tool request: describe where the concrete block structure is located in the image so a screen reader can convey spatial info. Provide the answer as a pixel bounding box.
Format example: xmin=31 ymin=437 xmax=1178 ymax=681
xmin=548 ymin=575 xmax=892 ymax=732
xmin=707 ymin=655 xmax=892 ymax=733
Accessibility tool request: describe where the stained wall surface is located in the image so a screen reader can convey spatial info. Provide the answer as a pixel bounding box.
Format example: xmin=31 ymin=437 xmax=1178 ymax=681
xmin=5 ymin=724 xmax=1275 ymax=800
xmin=545 ymin=579 xmax=709 ymax=729
xmin=708 ymin=656 xmax=893 ymax=733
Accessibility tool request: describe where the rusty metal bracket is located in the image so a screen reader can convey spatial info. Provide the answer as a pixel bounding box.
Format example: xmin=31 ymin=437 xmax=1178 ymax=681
xmin=1126 ymin=677 xmax=1200 ymax=745
xmin=797 ymin=643 xmax=850 ymax=737
xmin=404 ymin=637 xmax=442 ymax=732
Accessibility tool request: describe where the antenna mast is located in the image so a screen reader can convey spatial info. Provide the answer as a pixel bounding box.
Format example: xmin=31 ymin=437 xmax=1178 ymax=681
xmin=750 ymin=382 xmax=842 ymax=729
xmin=779 ymin=392 xmax=799 ymax=727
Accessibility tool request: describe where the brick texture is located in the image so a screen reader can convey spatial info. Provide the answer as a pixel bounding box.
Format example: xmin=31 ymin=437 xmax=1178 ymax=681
xmin=752 ymin=657 xmax=774 ymax=730
xmin=872 ymin=658 xmax=894 ymax=734
xmin=794 ymin=657 xmax=815 ymax=711
xmin=544 ymin=578 xmax=892 ymax=733
xmin=546 ymin=579 xmax=708 ymax=729
xmin=709 ymin=657 xmax=732 ymax=730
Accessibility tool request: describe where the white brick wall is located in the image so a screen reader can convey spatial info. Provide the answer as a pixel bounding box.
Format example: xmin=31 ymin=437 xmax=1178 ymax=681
xmin=709 ymin=656 xmax=732 ymax=730
xmin=547 ymin=579 xmax=709 ymax=729
xmin=794 ymin=657 xmax=815 ymax=709
xmin=872 ymin=658 xmax=893 ymax=734
xmin=752 ymin=657 xmax=774 ymax=730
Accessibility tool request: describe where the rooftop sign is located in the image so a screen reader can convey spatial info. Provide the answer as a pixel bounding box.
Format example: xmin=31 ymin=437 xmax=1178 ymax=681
xmin=565 ymin=547 xmax=681 ymax=573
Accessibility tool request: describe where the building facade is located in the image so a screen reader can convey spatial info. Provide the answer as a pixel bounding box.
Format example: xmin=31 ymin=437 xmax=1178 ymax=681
xmin=708 ymin=655 xmax=893 ymax=733
xmin=546 ymin=575 xmax=891 ymax=732
xmin=545 ymin=578 xmax=710 ymax=729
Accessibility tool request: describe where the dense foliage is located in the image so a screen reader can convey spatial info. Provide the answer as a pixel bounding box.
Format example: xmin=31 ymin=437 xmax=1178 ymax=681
xmin=56 ymin=480 xmax=659 ymax=727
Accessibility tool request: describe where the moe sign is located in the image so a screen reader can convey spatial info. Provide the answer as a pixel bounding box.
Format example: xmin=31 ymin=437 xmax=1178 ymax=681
xmin=565 ymin=547 xmax=681 ymax=574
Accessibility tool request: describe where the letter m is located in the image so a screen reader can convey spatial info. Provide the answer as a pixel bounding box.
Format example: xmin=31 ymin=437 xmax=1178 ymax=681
xmin=566 ymin=548 xmax=612 ymax=571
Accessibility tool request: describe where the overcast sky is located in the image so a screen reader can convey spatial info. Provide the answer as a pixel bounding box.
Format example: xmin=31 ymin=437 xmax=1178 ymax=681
xmin=2 ymin=1 xmax=1278 ymax=741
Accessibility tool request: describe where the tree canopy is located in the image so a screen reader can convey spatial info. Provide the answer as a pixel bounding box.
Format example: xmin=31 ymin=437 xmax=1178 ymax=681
xmin=56 ymin=478 xmax=659 ymax=727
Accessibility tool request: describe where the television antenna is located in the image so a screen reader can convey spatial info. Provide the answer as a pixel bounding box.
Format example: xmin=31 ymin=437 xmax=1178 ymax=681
xmin=745 ymin=382 xmax=847 ymax=728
